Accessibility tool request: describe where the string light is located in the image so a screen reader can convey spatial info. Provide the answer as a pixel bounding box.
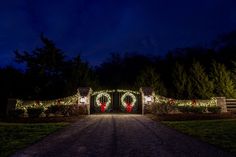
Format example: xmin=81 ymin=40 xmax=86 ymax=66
xmin=16 ymin=93 xmax=81 ymax=110
xmin=154 ymin=95 xmax=217 ymax=106
xmin=92 ymin=90 xmax=115 ymax=96
xmin=95 ymin=92 xmax=111 ymax=109
xmin=121 ymin=92 xmax=137 ymax=108
xmin=15 ymin=88 xmax=218 ymax=112
xmin=117 ymin=89 xmax=140 ymax=94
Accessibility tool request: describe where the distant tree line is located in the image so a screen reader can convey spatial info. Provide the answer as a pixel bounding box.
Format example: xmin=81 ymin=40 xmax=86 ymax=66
xmin=1 ymin=31 xmax=236 ymax=116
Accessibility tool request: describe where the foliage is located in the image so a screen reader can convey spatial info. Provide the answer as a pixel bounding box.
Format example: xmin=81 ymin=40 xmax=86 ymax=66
xmin=9 ymin=109 xmax=25 ymax=118
xmin=151 ymin=102 xmax=177 ymax=114
xmin=163 ymin=119 xmax=236 ymax=155
xmin=65 ymin=105 xmax=87 ymax=116
xmin=2 ymin=31 xmax=236 ymax=116
xmin=177 ymin=106 xmax=192 ymax=113
xmin=210 ymin=61 xmax=236 ymax=98
xmin=64 ymin=55 xmax=97 ymax=95
xmin=14 ymin=34 xmax=67 ymax=99
xmin=207 ymin=106 xmax=221 ymax=113
xmin=0 ymin=123 xmax=67 ymax=157
xmin=46 ymin=105 xmax=68 ymax=115
xmin=27 ymin=107 xmax=44 ymax=118
xmin=177 ymin=106 xmax=206 ymax=114
xmin=136 ymin=66 xmax=167 ymax=95
xmin=189 ymin=61 xmax=214 ymax=99
xmin=46 ymin=104 xmax=86 ymax=116
xmin=172 ymin=63 xmax=188 ymax=99
xmin=13 ymin=34 xmax=95 ymax=99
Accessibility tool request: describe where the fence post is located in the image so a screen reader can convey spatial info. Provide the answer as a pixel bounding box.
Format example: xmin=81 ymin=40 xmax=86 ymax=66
xmin=216 ymin=97 xmax=227 ymax=112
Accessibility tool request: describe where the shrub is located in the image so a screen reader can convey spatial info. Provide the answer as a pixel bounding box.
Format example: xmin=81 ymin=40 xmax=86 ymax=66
xmin=207 ymin=106 xmax=221 ymax=113
xmin=190 ymin=106 xmax=206 ymax=114
xmin=177 ymin=106 xmax=191 ymax=113
xmin=46 ymin=105 xmax=70 ymax=116
xmin=10 ymin=109 xmax=25 ymax=118
xmin=144 ymin=104 xmax=152 ymax=113
xmin=67 ymin=105 xmax=87 ymax=116
xmin=177 ymin=106 xmax=206 ymax=114
xmin=151 ymin=102 xmax=177 ymax=114
xmin=27 ymin=107 xmax=44 ymax=118
xmin=46 ymin=104 xmax=87 ymax=116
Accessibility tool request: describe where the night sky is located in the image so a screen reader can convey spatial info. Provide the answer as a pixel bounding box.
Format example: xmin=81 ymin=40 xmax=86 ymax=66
xmin=0 ymin=0 xmax=236 ymax=67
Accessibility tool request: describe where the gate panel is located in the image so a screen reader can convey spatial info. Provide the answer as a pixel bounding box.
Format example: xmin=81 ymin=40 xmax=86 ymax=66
xmin=90 ymin=91 xmax=113 ymax=113
xmin=118 ymin=91 xmax=141 ymax=114
xmin=90 ymin=90 xmax=141 ymax=114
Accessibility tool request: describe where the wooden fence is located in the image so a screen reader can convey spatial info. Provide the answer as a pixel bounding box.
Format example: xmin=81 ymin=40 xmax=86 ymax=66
xmin=226 ymin=99 xmax=236 ymax=113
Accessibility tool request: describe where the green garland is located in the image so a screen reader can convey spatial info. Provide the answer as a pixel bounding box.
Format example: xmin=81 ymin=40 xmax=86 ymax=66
xmin=121 ymin=92 xmax=137 ymax=107
xmin=95 ymin=92 xmax=111 ymax=108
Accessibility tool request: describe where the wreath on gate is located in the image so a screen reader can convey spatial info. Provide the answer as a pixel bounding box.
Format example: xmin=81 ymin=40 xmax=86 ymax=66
xmin=121 ymin=92 xmax=137 ymax=112
xmin=96 ymin=92 xmax=111 ymax=112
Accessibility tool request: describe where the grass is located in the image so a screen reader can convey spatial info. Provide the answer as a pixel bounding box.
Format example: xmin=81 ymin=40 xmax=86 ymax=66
xmin=162 ymin=119 xmax=236 ymax=155
xmin=0 ymin=122 xmax=68 ymax=157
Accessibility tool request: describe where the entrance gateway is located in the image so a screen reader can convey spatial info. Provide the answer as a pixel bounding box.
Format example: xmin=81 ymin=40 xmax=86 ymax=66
xmin=78 ymin=88 xmax=155 ymax=114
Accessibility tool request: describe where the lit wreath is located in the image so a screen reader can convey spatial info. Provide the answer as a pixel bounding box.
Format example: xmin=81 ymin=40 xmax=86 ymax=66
xmin=121 ymin=92 xmax=136 ymax=112
xmin=96 ymin=92 xmax=111 ymax=112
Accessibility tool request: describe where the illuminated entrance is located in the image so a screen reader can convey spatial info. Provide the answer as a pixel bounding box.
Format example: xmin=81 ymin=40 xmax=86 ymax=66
xmin=90 ymin=90 xmax=142 ymax=114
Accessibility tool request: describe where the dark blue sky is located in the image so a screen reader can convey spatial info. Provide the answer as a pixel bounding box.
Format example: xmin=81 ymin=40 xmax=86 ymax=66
xmin=0 ymin=0 xmax=236 ymax=66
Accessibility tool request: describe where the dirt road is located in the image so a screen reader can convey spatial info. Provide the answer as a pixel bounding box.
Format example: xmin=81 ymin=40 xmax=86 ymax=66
xmin=12 ymin=114 xmax=234 ymax=157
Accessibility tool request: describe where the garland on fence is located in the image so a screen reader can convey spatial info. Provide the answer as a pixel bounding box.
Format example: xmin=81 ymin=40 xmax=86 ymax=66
xmin=16 ymin=93 xmax=80 ymax=110
xmin=92 ymin=90 xmax=115 ymax=96
xmin=117 ymin=89 xmax=140 ymax=94
xmin=154 ymin=95 xmax=217 ymax=107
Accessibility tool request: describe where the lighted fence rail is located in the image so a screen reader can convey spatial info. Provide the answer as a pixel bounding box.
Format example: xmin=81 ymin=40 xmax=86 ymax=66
xmin=16 ymin=93 xmax=80 ymax=110
xmin=154 ymin=95 xmax=217 ymax=106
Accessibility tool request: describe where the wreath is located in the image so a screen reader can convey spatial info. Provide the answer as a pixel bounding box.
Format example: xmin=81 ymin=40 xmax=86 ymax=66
xmin=121 ymin=92 xmax=137 ymax=112
xmin=96 ymin=92 xmax=111 ymax=112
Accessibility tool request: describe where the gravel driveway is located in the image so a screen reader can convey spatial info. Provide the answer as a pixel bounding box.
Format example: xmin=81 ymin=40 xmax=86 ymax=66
xmin=12 ymin=114 xmax=234 ymax=157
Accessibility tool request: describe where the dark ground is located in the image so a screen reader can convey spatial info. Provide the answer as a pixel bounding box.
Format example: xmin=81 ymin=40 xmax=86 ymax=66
xmin=12 ymin=114 xmax=234 ymax=157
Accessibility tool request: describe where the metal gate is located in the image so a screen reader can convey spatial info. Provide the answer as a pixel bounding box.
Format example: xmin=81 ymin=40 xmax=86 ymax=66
xmin=90 ymin=90 xmax=141 ymax=114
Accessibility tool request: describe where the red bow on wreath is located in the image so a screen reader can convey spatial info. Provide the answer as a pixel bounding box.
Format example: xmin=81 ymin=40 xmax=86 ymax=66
xmin=100 ymin=102 xmax=106 ymax=112
xmin=126 ymin=103 xmax=133 ymax=113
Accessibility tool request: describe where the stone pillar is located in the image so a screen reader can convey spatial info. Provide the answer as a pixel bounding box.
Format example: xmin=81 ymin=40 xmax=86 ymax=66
xmin=6 ymin=98 xmax=17 ymax=116
xmin=216 ymin=97 xmax=227 ymax=113
xmin=140 ymin=87 xmax=155 ymax=115
xmin=77 ymin=87 xmax=92 ymax=115
xmin=87 ymin=88 xmax=92 ymax=115
xmin=140 ymin=89 xmax=144 ymax=115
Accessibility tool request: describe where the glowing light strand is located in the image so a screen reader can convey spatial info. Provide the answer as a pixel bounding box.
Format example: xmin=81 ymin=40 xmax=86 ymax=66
xmin=121 ymin=92 xmax=137 ymax=108
xmin=95 ymin=92 xmax=111 ymax=109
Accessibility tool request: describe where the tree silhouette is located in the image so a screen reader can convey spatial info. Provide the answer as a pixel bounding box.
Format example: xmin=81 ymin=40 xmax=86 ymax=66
xmin=172 ymin=62 xmax=188 ymax=99
xmin=136 ymin=66 xmax=166 ymax=95
xmin=189 ymin=61 xmax=214 ymax=99
xmin=210 ymin=61 xmax=236 ymax=98
xmin=14 ymin=34 xmax=68 ymax=99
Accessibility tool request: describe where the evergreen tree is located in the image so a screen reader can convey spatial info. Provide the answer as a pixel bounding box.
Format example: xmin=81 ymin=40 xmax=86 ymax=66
xmin=210 ymin=61 xmax=236 ymax=98
xmin=186 ymin=78 xmax=194 ymax=99
xmin=189 ymin=61 xmax=214 ymax=99
xmin=64 ymin=55 xmax=97 ymax=95
xmin=172 ymin=62 xmax=188 ymax=99
xmin=136 ymin=67 xmax=166 ymax=95
xmin=14 ymin=34 xmax=67 ymax=99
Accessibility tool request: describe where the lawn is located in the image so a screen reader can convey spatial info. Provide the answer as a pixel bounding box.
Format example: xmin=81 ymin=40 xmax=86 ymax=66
xmin=162 ymin=119 xmax=236 ymax=155
xmin=0 ymin=122 xmax=68 ymax=157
